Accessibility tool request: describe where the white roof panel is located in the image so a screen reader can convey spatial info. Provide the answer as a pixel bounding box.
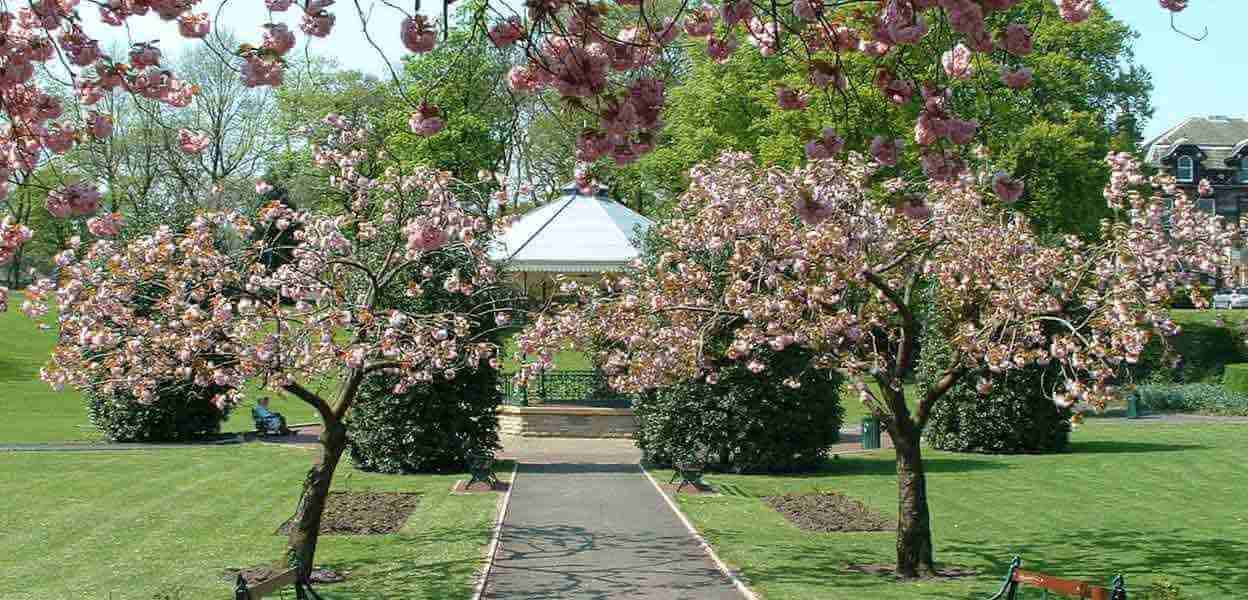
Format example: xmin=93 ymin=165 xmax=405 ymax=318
xmin=491 ymin=185 xmax=653 ymax=273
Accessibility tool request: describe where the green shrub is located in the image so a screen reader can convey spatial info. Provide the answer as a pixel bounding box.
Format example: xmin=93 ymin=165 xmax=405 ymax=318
xmin=633 ymin=348 xmax=844 ymax=473
xmin=917 ymin=293 xmax=1070 ymax=454
xmin=1135 ymin=320 xmax=1246 ymax=384
xmin=1221 ymin=363 xmax=1248 ymax=395
xmin=87 ymin=381 xmax=232 ymax=442
xmin=1134 ymin=383 xmax=1248 ymax=416
xmin=347 ymin=368 xmax=502 ymax=473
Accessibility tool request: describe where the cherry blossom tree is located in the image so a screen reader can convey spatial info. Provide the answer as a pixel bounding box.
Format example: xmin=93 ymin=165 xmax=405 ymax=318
xmin=0 ymin=0 xmax=1194 ymax=270
xmin=20 ymin=117 xmax=508 ymax=576
xmin=516 ymin=150 xmax=1231 ymax=577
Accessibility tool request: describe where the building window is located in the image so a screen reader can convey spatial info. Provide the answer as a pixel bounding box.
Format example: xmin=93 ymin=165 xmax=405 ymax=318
xmin=1177 ymin=156 xmax=1195 ymax=182
xmin=1240 ymin=160 xmax=1248 ymax=183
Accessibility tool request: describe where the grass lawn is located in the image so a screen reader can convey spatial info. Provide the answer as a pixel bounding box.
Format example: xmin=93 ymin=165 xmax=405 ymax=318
xmin=0 ymin=444 xmax=508 ymax=599
xmin=667 ymin=422 xmax=1248 ymax=599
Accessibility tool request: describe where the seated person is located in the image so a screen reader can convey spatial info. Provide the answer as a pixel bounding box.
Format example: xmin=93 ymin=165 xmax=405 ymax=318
xmin=252 ymin=397 xmax=290 ymax=435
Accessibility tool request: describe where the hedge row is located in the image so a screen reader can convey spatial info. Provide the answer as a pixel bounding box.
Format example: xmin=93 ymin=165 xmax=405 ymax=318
xmin=1134 ymin=384 xmax=1248 ymax=417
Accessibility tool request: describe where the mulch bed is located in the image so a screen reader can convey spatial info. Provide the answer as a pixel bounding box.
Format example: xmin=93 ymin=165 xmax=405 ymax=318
xmin=844 ymin=563 xmax=978 ymax=580
xmin=452 ymin=479 xmax=511 ymax=493
xmin=764 ymin=492 xmax=894 ymax=532
xmin=278 ymin=491 xmax=421 ymax=535
xmin=223 ymin=565 xmax=346 ymax=585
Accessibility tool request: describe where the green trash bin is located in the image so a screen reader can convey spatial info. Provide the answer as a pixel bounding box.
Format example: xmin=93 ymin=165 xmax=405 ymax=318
xmin=861 ymin=416 xmax=881 ymax=450
xmin=1126 ymin=393 xmax=1141 ymax=419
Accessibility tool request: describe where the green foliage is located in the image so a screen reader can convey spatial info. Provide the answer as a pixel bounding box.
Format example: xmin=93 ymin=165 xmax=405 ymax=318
xmin=86 ymin=382 xmax=232 ymax=442
xmin=918 ymin=321 xmax=1071 ymax=454
xmin=347 ymin=368 xmax=502 ymax=473
xmin=1134 ymin=384 xmax=1248 ymax=417
xmin=606 ymin=0 xmax=1150 ymax=235
xmin=1135 ymin=319 xmax=1247 ymax=384
xmin=634 ymin=348 xmax=844 ymax=473
xmin=1223 ymin=364 xmax=1248 ymax=395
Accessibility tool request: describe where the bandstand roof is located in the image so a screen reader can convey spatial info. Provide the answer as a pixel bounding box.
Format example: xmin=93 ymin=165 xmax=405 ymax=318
xmin=491 ymin=184 xmax=653 ymax=273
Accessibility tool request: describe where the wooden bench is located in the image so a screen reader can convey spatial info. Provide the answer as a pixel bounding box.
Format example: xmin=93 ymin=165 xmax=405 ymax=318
xmin=465 ymin=450 xmax=499 ymax=490
xmin=233 ymin=566 xmax=322 ymax=600
xmin=988 ymin=557 xmax=1127 ymax=600
xmin=668 ymin=458 xmax=707 ymax=493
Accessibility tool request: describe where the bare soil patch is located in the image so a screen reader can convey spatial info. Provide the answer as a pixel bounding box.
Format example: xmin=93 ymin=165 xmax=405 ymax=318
xmin=764 ymin=492 xmax=893 ymax=532
xmin=844 ymin=563 xmax=978 ymax=580
xmin=278 ymin=491 xmax=420 ymax=535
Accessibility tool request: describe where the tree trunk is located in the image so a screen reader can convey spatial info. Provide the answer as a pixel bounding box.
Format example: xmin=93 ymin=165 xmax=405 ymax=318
xmin=285 ymin=418 xmax=348 ymax=578
xmin=892 ymin=423 xmax=937 ymax=579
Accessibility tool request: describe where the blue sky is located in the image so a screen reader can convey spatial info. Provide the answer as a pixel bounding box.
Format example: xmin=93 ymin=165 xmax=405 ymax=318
xmin=1104 ymin=1 xmax=1248 ymax=141
xmin=80 ymin=1 xmax=1242 ymax=143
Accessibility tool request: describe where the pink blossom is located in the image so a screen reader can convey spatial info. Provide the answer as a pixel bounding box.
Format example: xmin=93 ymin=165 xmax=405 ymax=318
xmin=941 ymin=43 xmax=974 ymax=80
xmin=993 ymin=172 xmax=1025 ymax=203
xmin=1055 ymin=0 xmax=1094 ymax=23
xmin=1001 ymin=66 xmax=1034 ymax=89
xmin=129 ymin=43 xmax=161 ymax=68
xmin=1001 ymin=24 xmax=1033 ymax=56
xmin=507 ymin=65 xmax=543 ymax=94
xmin=870 ymin=136 xmax=903 ymax=166
xmin=262 ymin=23 xmax=297 ymax=55
xmin=684 ymin=4 xmax=718 ymax=37
xmin=0 ymin=216 xmax=33 ymax=266
xmin=256 ymin=180 xmax=274 ymax=195
xmin=488 ymin=17 xmax=524 ymax=48
xmin=178 ymin=12 xmax=210 ymax=38
xmin=793 ymin=0 xmax=819 ymax=21
xmin=401 ymin=16 xmax=436 ymax=53
xmin=408 ymin=103 xmax=444 ymax=137
xmin=178 ymin=129 xmax=211 ymax=154
xmin=776 ymin=86 xmax=808 ymax=110
xmin=87 ymin=112 xmax=114 ymax=140
xmin=46 ymin=183 xmax=101 ymax=218
xmin=1160 ymin=0 xmax=1187 ymax=11
xmin=87 ymin=212 xmax=124 ymax=238
xmin=301 ymin=9 xmax=335 ymax=37
xmin=805 ymin=128 xmax=844 ymax=160
xmin=720 ymin=0 xmax=751 ymax=27
xmin=265 ymin=0 xmax=293 ymax=11
xmin=707 ymin=36 xmax=738 ymax=63
xmin=405 ymin=220 xmax=448 ymax=253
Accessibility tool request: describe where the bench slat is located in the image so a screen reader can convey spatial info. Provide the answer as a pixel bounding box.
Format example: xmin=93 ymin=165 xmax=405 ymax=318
xmin=242 ymin=568 xmax=298 ymax=598
xmin=1013 ymin=569 xmax=1109 ymax=598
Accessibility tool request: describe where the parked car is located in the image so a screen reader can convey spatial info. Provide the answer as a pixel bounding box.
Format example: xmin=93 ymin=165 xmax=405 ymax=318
xmin=1212 ymin=288 xmax=1248 ymax=309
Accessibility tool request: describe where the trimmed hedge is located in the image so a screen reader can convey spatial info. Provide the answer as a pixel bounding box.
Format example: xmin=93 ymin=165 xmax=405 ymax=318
xmin=1134 ymin=320 xmax=1247 ymax=384
xmin=633 ymin=348 xmax=844 ymax=473
xmin=346 ymin=368 xmax=502 ymax=473
xmin=87 ymin=382 xmax=232 ymax=442
xmin=1221 ymin=363 xmax=1248 ymax=395
xmin=1134 ymin=384 xmax=1248 ymax=416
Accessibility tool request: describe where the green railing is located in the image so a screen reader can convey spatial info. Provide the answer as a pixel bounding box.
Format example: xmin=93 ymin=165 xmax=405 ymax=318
xmin=499 ymin=370 xmax=635 ymax=409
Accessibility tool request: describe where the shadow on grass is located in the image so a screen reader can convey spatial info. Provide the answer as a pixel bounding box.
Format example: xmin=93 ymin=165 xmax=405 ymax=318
xmin=945 ymin=526 xmax=1248 ymax=596
xmin=1068 ymin=440 xmax=1206 ymax=454
xmin=315 ymin=524 xmax=491 ymax=599
xmin=695 ymin=524 xmax=1248 ymax=599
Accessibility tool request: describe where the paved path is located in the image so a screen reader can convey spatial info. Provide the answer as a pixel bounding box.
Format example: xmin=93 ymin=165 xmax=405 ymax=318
xmin=484 ymin=443 xmax=743 ymax=600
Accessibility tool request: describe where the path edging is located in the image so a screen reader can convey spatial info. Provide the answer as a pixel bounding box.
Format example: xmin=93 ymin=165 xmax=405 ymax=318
xmin=638 ymin=463 xmax=761 ymax=600
xmin=471 ymin=462 xmax=519 ymax=600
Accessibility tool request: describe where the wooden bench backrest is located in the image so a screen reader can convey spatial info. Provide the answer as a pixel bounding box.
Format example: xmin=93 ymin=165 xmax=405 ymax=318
xmin=237 ymin=568 xmax=298 ymax=599
xmin=1014 ymin=570 xmax=1111 ymax=600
